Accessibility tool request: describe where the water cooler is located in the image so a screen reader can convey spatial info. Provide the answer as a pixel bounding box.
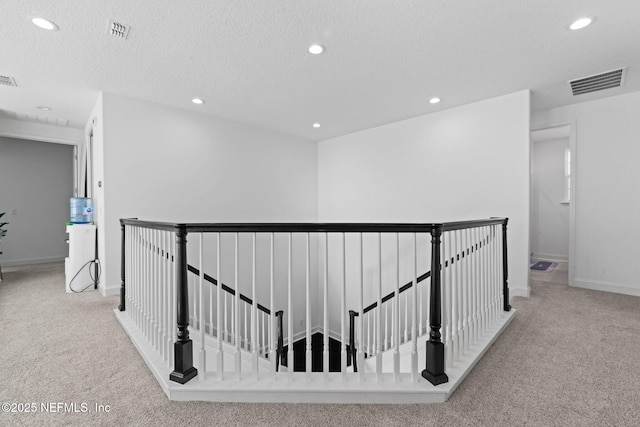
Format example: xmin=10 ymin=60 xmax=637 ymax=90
xmin=65 ymin=198 xmax=97 ymax=293
xmin=65 ymin=224 xmax=97 ymax=292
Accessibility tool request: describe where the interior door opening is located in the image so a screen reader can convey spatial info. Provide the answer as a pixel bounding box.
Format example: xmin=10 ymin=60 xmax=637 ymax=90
xmin=530 ymin=124 xmax=574 ymax=285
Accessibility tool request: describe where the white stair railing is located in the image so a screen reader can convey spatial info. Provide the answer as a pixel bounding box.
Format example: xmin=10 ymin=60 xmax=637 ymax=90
xmin=118 ymin=218 xmax=511 ymax=388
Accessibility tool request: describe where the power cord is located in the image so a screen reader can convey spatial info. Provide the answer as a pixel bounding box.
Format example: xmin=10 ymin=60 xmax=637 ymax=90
xmin=69 ymin=258 xmax=101 ymax=293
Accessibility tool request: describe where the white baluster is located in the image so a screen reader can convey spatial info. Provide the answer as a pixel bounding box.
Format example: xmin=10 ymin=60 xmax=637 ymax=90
xmin=252 ymin=233 xmax=258 ymax=379
xmin=367 ymin=311 xmax=371 ymax=357
xmin=145 ymin=228 xmax=151 ymax=341
xmin=455 ymin=229 xmax=461 ymax=358
xmin=372 ymin=310 xmax=377 ymax=357
xmin=403 ymin=291 xmax=408 ymax=345
xmin=394 ymin=233 xmax=400 ymax=382
xmin=443 ymin=230 xmax=451 ymax=369
xmin=199 ymin=233 xmax=206 ymax=380
xmin=324 ymin=233 xmax=329 ymax=377
xmin=385 ymin=302 xmax=390 ymax=352
xmin=487 ymin=225 xmax=496 ymax=324
xmin=158 ymin=230 xmax=164 ymax=361
xmin=494 ymin=225 xmax=500 ymax=320
xmin=140 ymin=228 xmax=146 ymax=339
xmin=376 ymin=233 xmax=383 ymax=380
xmin=155 ymin=229 xmax=161 ymax=350
xmin=359 ymin=232 xmax=365 ymax=382
xmin=138 ymin=228 xmax=142 ymax=332
xmin=244 ymin=301 xmax=248 ymax=350
xmin=341 ymin=233 xmax=347 ymax=380
xmin=412 ymin=232 xmax=418 ymax=381
xmin=287 ymin=233 xmax=293 ymax=379
xmin=270 ymin=233 xmax=276 ymax=377
xmin=261 ymin=311 xmax=266 ymax=357
xmin=496 ymin=224 xmax=501 ymax=319
xmin=223 ymin=292 xmax=228 ymax=344
xmin=419 ymin=262 xmax=423 ymax=338
xmin=455 ymin=229 xmax=462 ymax=361
xmin=478 ymin=227 xmax=484 ymax=335
xmin=151 ymin=229 xmax=157 ymax=349
xmin=170 ymin=230 xmax=176 ymax=368
xmin=462 ymin=228 xmax=469 ymax=354
xmin=482 ymin=226 xmax=488 ymax=334
xmin=130 ymin=227 xmax=135 ymax=326
xmin=208 ymin=237 xmax=214 ymax=338
xmin=234 ymin=233 xmax=241 ymax=378
xmin=475 ymin=226 xmax=482 ymax=338
xmin=305 ymin=232 xmax=311 ymax=378
xmin=471 ymin=228 xmax=477 ymax=342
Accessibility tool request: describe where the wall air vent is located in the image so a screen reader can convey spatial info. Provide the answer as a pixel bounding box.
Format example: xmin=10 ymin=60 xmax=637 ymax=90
xmin=0 ymin=75 xmax=18 ymax=87
xmin=569 ymin=68 xmax=626 ymax=96
xmin=107 ymin=19 xmax=131 ymax=39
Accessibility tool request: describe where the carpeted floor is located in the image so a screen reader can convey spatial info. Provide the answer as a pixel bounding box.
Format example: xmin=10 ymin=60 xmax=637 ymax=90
xmin=1 ymin=262 xmax=639 ymax=426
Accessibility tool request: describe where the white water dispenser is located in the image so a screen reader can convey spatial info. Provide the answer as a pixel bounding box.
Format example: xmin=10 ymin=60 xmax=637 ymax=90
xmin=65 ymin=223 xmax=97 ymax=293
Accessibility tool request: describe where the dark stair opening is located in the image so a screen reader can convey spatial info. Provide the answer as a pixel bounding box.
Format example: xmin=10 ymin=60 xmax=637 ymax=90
xmin=280 ymin=332 xmax=354 ymax=372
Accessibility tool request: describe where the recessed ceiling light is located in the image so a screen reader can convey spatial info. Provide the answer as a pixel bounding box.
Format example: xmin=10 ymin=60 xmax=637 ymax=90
xmin=429 ymin=97 xmax=441 ymax=104
xmin=191 ymin=98 xmax=204 ymax=105
xmin=569 ymin=17 xmax=594 ymax=30
xmin=32 ymin=17 xmax=58 ymax=31
xmin=312 ymin=123 xmax=321 ymax=128
xmin=36 ymin=106 xmax=52 ymax=111
xmin=308 ymin=44 xmax=325 ymax=55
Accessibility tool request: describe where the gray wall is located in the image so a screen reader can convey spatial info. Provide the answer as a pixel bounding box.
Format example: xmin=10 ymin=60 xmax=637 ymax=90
xmin=0 ymin=136 xmax=74 ymax=265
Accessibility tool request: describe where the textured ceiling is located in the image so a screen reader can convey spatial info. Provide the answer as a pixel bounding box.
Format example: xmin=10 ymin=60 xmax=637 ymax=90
xmin=1 ymin=1 xmax=639 ymax=140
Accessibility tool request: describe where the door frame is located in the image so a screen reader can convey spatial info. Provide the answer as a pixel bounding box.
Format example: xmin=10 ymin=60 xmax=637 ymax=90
xmin=530 ymin=120 xmax=577 ymax=286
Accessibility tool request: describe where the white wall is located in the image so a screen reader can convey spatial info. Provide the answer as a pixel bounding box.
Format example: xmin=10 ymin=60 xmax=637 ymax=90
xmin=86 ymin=95 xmax=106 ymax=293
xmin=0 ymin=136 xmax=74 ymax=265
xmin=92 ymin=93 xmax=319 ymax=304
xmin=531 ymin=138 xmax=570 ymax=261
xmin=533 ymin=90 xmax=640 ymax=296
xmin=318 ymin=91 xmax=531 ymax=301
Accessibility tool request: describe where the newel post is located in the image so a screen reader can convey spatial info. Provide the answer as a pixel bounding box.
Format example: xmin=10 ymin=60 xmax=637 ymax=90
xmin=275 ymin=310 xmax=284 ymax=371
xmin=170 ymin=224 xmax=198 ymax=384
xmin=348 ymin=310 xmax=359 ymax=372
xmin=422 ymin=225 xmax=449 ymax=385
xmin=502 ymin=219 xmax=512 ymax=312
xmin=118 ymin=220 xmax=126 ymax=311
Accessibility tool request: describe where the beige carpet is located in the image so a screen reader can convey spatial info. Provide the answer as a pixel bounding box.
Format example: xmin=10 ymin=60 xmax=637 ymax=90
xmin=1 ymin=262 xmax=639 ymax=426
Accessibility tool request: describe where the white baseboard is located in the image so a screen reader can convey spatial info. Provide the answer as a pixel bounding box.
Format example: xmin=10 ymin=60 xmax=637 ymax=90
xmin=100 ymin=286 xmax=120 ymax=297
xmin=509 ymin=286 xmax=530 ymax=298
xmin=572 ymin=278 xmax=640 ymax=297
xmin=1 ymin=256 xmax=65 ymax=267
xmin=531 ymin=253 xmax=568 ymax=262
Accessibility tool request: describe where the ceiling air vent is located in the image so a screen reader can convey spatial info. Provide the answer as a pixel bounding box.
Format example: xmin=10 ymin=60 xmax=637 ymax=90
xmin=0 ymin=75 xmax=17 ymax=87
xmin=107 ymin=19 xmax=131 ymax=39
xmin=569 ymin=68 xmax=626 ymax=96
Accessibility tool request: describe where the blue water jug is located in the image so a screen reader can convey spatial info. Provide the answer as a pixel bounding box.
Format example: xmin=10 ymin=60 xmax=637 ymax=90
xmin=70 ymin=197 xmax=93 ymax=224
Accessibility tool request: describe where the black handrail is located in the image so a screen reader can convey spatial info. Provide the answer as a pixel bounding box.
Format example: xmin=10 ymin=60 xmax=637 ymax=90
xmin=120 ymin=218 xmax=506 ymax=234
xmin=361 ymin=232 xmax=491 ymax=315
xmin=186 ymin=264 xmax=271 ymax=315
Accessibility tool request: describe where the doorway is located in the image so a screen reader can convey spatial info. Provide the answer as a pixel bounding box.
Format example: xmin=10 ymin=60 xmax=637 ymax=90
xmin=530 ymin=124 xmax=575 ymax=285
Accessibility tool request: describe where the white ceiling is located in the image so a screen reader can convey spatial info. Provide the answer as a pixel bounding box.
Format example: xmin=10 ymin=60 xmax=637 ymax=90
xmin=2 ymin=1 xmax=640 ymax=141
